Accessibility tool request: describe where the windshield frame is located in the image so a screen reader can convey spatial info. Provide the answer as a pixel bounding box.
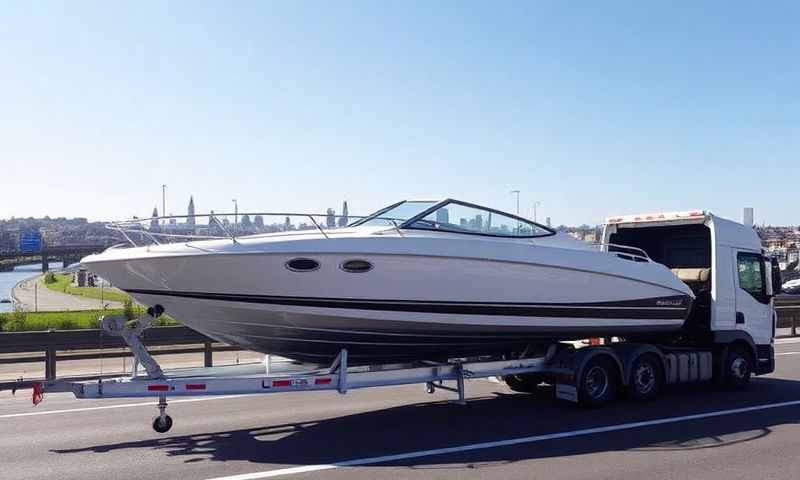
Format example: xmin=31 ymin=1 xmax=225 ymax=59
xmin=348 ymin=200 xmax=441 ymax=227
xmin=399 ymin=198 xmax=557 ymax=238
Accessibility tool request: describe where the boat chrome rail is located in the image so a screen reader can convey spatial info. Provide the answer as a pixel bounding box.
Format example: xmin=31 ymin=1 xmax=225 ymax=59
xmin=592 ymin=243 xmax=652 ymax=262
xmin=106 ymin=212 xmax=407 ymax=248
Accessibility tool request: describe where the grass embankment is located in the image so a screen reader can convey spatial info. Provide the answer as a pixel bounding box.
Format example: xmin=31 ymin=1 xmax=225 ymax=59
xmin=0 ymin=309 xmax=179 ymax=331
xmin=44 ymin=272 xmax=131 ymax=303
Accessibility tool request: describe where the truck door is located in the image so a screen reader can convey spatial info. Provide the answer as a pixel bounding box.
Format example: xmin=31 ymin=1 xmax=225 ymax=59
xmin=733 ymin=251 xmax=773 ymax=345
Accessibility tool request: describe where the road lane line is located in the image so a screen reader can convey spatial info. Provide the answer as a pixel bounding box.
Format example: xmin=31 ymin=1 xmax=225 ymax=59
xmin=776 ymin=351 xmax=800 ymax=356
xmin=206 ymin=399 xmax=800 ymax=480
xmin=776 ymin=337 xmax=800 ymax=345
xmin=0 ymin=395 xmax=245 ymax=419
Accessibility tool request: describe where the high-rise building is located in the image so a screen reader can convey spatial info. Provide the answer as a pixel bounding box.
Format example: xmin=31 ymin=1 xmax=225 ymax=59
xmin=743 ymin=207 xmax=754 ymax=227
xmin=436 ymin=208 xmax=449 ymax=225
xmin=338 ymin=201 xmax=349 ymax=227
xmin=187 ymin=196 xmax=196 ymax=228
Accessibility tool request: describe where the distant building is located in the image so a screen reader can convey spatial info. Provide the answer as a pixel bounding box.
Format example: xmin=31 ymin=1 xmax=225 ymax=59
xmin=284 ymin=216 xmax=291 ymax=231
xmin=254 ymin=215 xmax=264 ymax=229
xmin=150 ymin=207 xmax=159 ymax=230
xmin=436 ymin=208 xmax=450 ymax=225
xmin=187 ymin=196 xmax=196 ymax=228
xmin=744 ymin=207 xmax=754 ymax=227
xmin=338 ymin=201 xmax=349 ymax=227
xmin=326 ymin=208 xmax=336 ymax=228
xmin=546 ymin=217 xmax=552 ymax=228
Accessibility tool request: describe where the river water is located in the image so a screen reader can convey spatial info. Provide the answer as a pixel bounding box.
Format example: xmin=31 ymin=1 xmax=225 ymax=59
xmin=0 ymin=263 xmax=62 ymax=313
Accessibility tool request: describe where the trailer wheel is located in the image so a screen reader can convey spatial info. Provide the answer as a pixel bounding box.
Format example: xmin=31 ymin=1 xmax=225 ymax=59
xmin=503 ymin=373 xmax=543 ymax=393
xmin=720 ymin=345 xmax=752 ymax=390
xmin=578 ymin=356 xmax=618 ymax=407
xmin=628 ymin=353 xmax=664 ymax=402
xmin=152 ymin=415 xmax=173 ymax=433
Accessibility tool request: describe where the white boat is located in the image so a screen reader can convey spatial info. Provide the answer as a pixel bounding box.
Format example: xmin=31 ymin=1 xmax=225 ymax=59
xmin=81 ymin=199 xmax=695 ymax=364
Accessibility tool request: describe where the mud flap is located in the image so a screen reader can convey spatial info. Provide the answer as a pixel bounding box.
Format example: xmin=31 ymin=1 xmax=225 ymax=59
xmin=556 ymin=382 xmax=578 ymax=402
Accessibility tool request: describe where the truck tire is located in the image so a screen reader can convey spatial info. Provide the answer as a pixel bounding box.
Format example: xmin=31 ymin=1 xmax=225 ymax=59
xmin=578 ymin=356 xmax=618 ymax=407
xmin=503 ymin=373 xmax=543 ymax=393
xmin=627 ymin=353 xmax=664 ymax=402
xmin=720 ymin=345 xmax=753 ymax=390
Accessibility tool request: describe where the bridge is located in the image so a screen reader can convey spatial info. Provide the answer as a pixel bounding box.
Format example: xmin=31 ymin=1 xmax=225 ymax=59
xmin=0 ymin=244 xmax=109 ymax=272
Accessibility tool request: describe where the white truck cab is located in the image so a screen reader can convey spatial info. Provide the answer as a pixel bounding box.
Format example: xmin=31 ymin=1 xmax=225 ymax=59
xmin=602 ymin=210 xmax=779 ymax=376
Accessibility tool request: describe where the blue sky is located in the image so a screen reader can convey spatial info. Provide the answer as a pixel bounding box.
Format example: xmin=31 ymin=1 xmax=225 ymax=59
xmin=1 ymin=2 xmax=798 ymax=226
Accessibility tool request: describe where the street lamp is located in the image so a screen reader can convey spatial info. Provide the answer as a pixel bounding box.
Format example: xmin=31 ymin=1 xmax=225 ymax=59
xmin=232 ymin=199 xmax=238 ymax=235
xmin=510 ymin=190 xmax=520 ymax=216
xmin=532 ymin=201 xmax=541 ymax=223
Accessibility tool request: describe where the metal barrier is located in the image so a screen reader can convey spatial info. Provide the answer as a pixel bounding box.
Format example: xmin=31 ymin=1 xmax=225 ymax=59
xmin=0 ymin=326 xmax=233 ymax=390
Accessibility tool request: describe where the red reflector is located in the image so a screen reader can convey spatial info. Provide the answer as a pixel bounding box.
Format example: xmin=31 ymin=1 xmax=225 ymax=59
xmin=315 ymin=378 xmax=332 ymax=385
xmin=272 ymin=379 xmax=292 ymax=387
xmin=148 ymin=385 xmax=169 ymax=391
xmin=185 ymin=384 xmax=206 ymax=390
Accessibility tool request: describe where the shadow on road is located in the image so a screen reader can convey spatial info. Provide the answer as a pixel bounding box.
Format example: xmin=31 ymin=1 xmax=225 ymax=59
xmin=51 ymin=377 xmax=800 ymax=469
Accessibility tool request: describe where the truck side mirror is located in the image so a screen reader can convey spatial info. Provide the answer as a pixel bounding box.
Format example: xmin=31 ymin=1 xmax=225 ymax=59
xmin=770 ymin=257 xmax=782 ymax=296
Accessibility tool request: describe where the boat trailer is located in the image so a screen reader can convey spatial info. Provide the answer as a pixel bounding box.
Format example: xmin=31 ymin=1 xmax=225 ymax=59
xmin=40 ymin=314 xmax=558 ymax=433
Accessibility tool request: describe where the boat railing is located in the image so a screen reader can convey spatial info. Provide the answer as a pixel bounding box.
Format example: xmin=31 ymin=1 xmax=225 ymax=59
xmin=593 ymin=243 xmax=652 ymax=263
xmin=106 ymin=212 xmax=406 ymax=248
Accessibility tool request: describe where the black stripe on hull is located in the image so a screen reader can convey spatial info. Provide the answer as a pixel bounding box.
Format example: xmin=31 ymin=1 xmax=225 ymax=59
xmin=126 ymin=289 xmax=692 ymax=320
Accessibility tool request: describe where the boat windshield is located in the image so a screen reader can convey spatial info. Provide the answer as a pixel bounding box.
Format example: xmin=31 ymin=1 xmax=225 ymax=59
xmin=351 ymin=200 xmax=439 ymax=227
xmin=404 ymin=200 xmax=555 ymax=238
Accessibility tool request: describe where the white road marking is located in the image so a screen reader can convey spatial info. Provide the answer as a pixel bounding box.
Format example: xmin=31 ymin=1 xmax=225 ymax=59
xmin=0 ymin=394 xmax=245 ymax=419
xmin=205 ymin=399 xmax=800 ymax=480
xmin=776 ymin=351 xmax=800 ymax=356
xmin=775 ymin=337 xmax=800 ymax=345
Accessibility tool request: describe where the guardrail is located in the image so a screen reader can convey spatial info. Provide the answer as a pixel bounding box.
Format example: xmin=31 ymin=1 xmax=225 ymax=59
xmin=0 ymin=326 xmax=236 ymax=391
xmin=776 ymin=295 xmax=800 ymax=336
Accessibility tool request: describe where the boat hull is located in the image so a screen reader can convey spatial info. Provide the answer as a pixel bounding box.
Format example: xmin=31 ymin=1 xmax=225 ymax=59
xmin=126 ymin=290 xmax=688 ymax=363
xmin=83 ymin=236 xmax=694 ymax=364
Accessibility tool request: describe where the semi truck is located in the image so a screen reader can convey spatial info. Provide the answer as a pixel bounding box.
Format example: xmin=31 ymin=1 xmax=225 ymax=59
xmin=505 ymin=209 xmax=780 ymax=404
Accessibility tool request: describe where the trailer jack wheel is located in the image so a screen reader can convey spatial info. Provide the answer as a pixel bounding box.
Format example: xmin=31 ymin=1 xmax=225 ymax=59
xmin=153 ymin=415 xmax=173 ymax=433
xmin=152 ymin=394 xmax=172 ymax=433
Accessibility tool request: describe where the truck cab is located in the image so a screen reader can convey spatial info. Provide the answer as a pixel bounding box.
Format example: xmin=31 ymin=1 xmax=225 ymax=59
xmin=602 ymin=210 xmax=778 ymax=375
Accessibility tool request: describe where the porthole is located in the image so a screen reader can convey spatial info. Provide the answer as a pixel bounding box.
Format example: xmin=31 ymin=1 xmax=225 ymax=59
xmin=341 ymin=259 xmax=373 ymax=273
xmin=286 ymin=258 xmax=320 ymax=272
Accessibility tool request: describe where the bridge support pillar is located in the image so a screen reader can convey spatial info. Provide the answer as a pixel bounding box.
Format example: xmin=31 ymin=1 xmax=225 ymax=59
xmin=41 ymin=254 xmax=49 ymax=273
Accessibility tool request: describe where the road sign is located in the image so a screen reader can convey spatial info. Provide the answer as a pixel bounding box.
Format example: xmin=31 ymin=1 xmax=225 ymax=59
xmin=19 ymin=231 xmax=42 ymax=253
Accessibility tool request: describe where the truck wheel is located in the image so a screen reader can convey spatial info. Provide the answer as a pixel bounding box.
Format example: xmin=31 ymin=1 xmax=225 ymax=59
xmin=578 ymin=356 xmax=618 ymax=407
xmin=721 ymin=346 xmax=752 ymax=390
xmin=628 ymin=354 xmax=664 ymax=402
xmin=503 ymin=373 xmax=543 ymax=393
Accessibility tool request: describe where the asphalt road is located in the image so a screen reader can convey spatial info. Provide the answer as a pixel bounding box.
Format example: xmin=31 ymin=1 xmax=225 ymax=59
xmin=3 ymin=340 xmax=800 ymax=480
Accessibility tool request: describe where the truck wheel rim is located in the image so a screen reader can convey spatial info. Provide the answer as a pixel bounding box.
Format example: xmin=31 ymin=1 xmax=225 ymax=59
xmin=731 ymin=357 xmax=749 ymax=379
xmin=634 ymin=363 xmax=655 ymax=394
xmin=585 ymin=366 xmax=608 ymax=399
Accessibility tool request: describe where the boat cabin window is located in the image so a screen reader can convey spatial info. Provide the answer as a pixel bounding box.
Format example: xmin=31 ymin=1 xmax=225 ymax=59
xmin=405 ymin=201 xmax=554 ymax=238
xmin=351 ymin=201 xmax=438 ymax=227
